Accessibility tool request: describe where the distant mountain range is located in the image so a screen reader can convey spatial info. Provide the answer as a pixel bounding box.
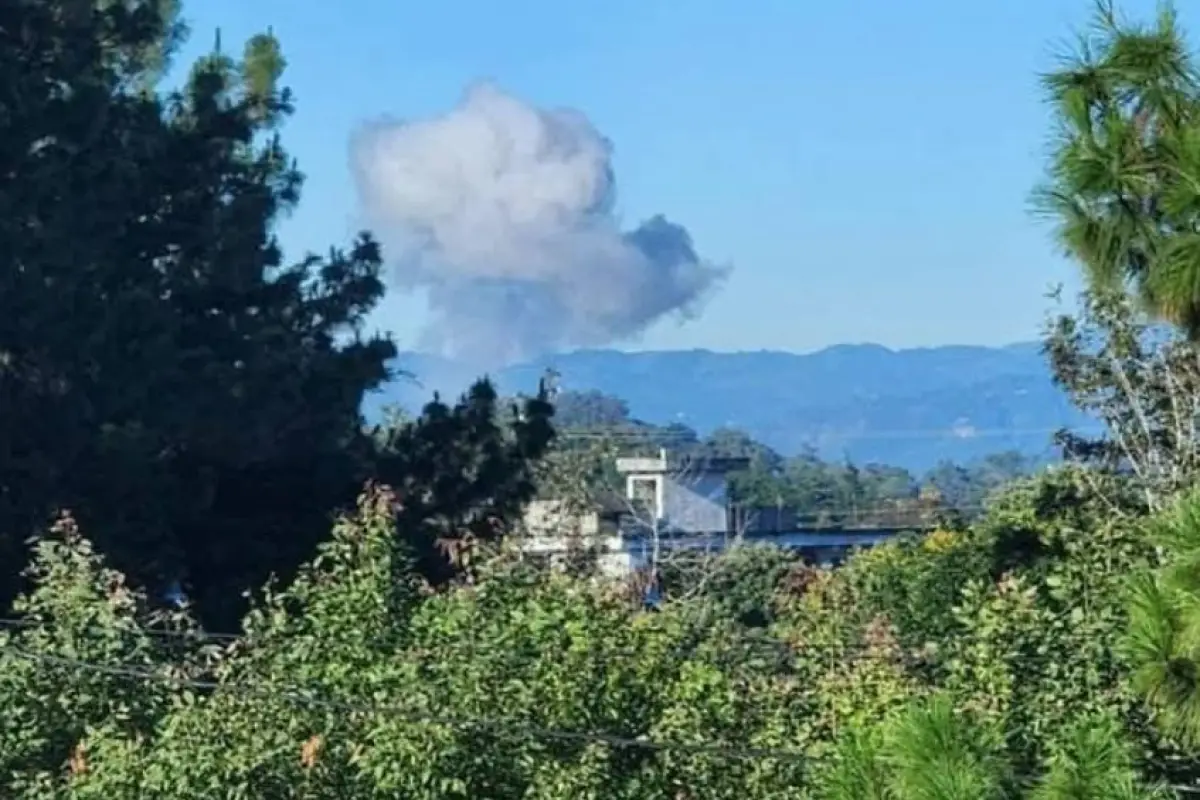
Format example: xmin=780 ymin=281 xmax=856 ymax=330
xmin=363 ymin=343 xmax=1102 ymax=472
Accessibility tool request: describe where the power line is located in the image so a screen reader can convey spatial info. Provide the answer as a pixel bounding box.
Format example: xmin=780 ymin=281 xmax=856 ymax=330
xmin=4 ymin=645 xmax=814 ymax=762
xmin=519 ymin=504 xmax=990 ymax=530
xmin=0 ymin=514 xmax=976 ymax=656
xmin=10 ymin=646 xmax=1191 ymax=792
xmin=0 ymin=627 xmax=1099 ymax=762
xmin=0 ymin=618 xmax=240 ymax=642
xmin=554 ymin=425 xmax=1100 ymax=442
xmin=2 ymin=569 xmax=960 ymax=664
xmin=548 ymin=502 xmax=990 ymax=518
xmin=0 ymin=616 xmax=916 ymax=661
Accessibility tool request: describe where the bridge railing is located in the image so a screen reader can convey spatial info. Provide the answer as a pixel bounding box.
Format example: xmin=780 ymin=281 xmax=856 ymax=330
xmin=728 ymin=503 xmax=941 ymax=534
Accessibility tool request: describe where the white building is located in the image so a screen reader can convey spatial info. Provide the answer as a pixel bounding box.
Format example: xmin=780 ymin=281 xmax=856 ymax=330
xmin=615 ymin=449 xmax=750 ymax=535
xmin=519 ymin=495 xmax=630 ymax=576
xmin=520 ymin=448 xmax=901 ymax=577
xmin=520 ymin=449 xmax=752 ymax=575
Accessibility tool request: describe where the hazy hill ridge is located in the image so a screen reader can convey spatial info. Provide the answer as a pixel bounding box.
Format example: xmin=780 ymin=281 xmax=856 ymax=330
xmin=366 ymin=342 xmax=1098 ymax=471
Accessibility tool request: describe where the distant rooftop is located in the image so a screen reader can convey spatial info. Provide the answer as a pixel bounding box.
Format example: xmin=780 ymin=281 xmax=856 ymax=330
xmin=615 ymin=449 xmax=751 ymax=475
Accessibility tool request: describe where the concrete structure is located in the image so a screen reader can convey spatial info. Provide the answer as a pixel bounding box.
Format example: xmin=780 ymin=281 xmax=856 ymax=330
xmin=619 ymin=528 xmax=897 ymax=571
xmin=519 ymin=494 xmax=633 ymax=576
xmin=520 ymin=448 xmax=914 ymax=576
xmin=615 ymin=449 xmax=750 ymax=535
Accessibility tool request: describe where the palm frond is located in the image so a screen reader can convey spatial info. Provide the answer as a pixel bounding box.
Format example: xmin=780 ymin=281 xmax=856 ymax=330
xmin=1145 ymin=232 xmax=1200 ymax=332
xmin=1036 ymin=2 xmax=1200 ymax=338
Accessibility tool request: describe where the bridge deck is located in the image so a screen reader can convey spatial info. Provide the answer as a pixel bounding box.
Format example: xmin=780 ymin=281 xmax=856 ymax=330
xmin=623 ymin=527 xmax=921 ymax=551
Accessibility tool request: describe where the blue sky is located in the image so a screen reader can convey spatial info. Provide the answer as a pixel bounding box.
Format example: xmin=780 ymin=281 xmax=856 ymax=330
xmin=178 ymin=0 xmax=1181 ymax=354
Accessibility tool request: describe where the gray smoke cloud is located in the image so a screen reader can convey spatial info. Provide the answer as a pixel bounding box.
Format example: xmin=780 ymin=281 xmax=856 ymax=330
xmin=350 ymin=82 xmax=729 ymax=366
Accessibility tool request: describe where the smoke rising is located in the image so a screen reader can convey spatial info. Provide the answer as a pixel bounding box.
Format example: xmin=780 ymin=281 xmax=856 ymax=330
xmin=350 ymin=82 xmax=728 ymax=366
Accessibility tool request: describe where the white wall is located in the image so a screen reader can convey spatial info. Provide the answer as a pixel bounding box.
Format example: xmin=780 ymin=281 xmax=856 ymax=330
xmin=519 ymin=500 xmax=629 ymax=577
xmin=522 ymin=499 xmax=602 ymax=538
xmin=661 ymin=471 xmax=729 ymax=533
xmin=523 ymin=464 xmax=741 ymax=579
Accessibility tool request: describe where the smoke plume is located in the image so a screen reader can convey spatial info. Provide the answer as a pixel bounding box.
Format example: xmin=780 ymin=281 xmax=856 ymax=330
xmin=350 ymin=82 xmax=728 ymax=365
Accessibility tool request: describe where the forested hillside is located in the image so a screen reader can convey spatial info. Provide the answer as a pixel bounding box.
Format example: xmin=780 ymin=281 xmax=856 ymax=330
xmin=534 ymin=387 xmax=1037 ymax=526
xmin=369 ymin=344 xmax=1097 ymax=470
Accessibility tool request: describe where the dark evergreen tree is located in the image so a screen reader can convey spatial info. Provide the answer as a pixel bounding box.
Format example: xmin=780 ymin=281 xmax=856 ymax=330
xmin=0 ymin=1 xmax=556 ymax=629
xmin=372 ymin=380 xmax=555 ymax=585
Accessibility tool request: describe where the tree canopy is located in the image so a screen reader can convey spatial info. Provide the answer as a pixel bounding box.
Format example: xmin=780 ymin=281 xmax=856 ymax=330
xmin=8 ymin=0 xmax=1200 ymax=796
xmin=0 ymin=0 xmax=554 ymax=630
xmin=1037 ymin=2 xmax=1200 ymax=336
xmin=0 ymin=468 xmax=1176 ymax=798
xmin=542 ymin=389 xmax=1035 ymax=529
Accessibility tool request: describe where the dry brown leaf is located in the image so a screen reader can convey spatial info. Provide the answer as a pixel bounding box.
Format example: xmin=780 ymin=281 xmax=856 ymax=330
xmin=68 ymin=741 xmax=87 ymax=777
xmin=300 ymin=734 xmax=323 ymax=769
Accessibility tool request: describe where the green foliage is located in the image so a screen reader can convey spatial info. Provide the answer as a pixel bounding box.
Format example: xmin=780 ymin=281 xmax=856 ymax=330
xmin=659 ymin=544 xmax=802 ymax=627
xmin=819 ymin=694 xmax=1010 ymax=799
xmin=1045 ymin=287 xmax=1200 ymax=510
xmin=884 ymin=695 xmax=1011 ymax=799
xmin=819 ymin=699 xmax=1167 ymax=800
xmin=550 ymin=390 xmax=632 ymax=429
xmin=1124 ymin=487 xmax=1200 ymax=751
xmin=371 ymin=379 xmax=554 ymax=585
xmin=943 ymin=468 xmax=1157 ymax=777
xmin=4 ymin=2 xmax=1198 ymax=796
xmin=727 ymin=445 xmax=1033 ymax=528
xmin=1033 ymin=713 xmax=1169 ymax=800
xmin=0 ymin=1 xmax=558 ymax=631
xmin=548 ymin=392 xmax=1034 ymax=528
xmin=831 ymin=527 xmax=988 ymax=649
xmin=0 ymin=461 xmax=1182 ymax=797
xmin=1036 ymin=1 xmax=1200 ymax=335
xmin=778 ymin=465 xmax=1165 ymax=790
xmin=0 ymin=0 xmax=395 ymax=627
xmin=0 ymin=513 xmax=207 ymax=797
xmin=0 ymin=489 xmax=816 ymax=797
xmin=818 ymin=725 xmax=890 ymax=800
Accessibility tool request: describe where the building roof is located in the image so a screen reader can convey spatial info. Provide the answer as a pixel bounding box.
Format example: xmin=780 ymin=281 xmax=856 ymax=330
xmin=615 ymin=449 xmax=750 ymax=475
xmin=527 ymin=490 xmax=628 ymax=516
xmin=593 ymin=489 xmax=629 ymax=515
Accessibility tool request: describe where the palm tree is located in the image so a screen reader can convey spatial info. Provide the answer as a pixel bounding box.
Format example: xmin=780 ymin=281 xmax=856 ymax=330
xmin=1035 ymin=2 xmax=1200 ymax=337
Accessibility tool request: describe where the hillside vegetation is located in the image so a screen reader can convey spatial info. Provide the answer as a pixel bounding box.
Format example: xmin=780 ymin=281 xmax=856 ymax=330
xmin=373 ymin=343 xmax=1093 ymax=470
xmin=7 ymin=1 xmax=1200 ymax=798
xmin=0 ymin=471 xmax=1176 ymax=797
xmin=531 ymin=390 xmax=1037 ymax=528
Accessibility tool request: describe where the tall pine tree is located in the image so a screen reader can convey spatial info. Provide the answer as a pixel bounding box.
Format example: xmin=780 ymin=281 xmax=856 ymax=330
xmin=0 ymin=1 xmax=555 ymax=629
